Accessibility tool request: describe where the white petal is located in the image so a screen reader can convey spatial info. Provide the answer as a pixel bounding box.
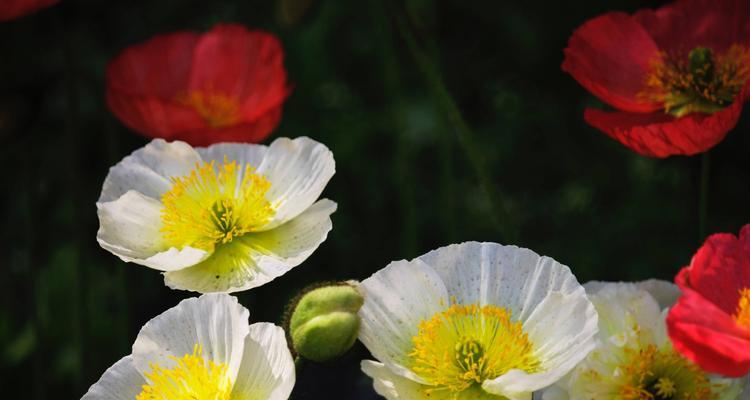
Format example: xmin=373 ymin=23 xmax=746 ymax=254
xmin=358 ymin=259 xmax=449 ymax=382
xmin=536 ymin=385 xmax=570 ymax=400
xmin=419 ymin=242 xmax=584 ymax=321
xmin=81 ymin=356 xmax=146 ymax=400
xmin=584 ymin=279 xmax=680 ymax=310
xmin=96 ymin=190 xmax=208 ymax=271
xmin=99 ymin=139 xmax=202 ymax=203
xmin=256 ymin=137 xmax=335 ymax=230
xmin=196 ymin=142 xmax=267 ymax=168
xmin=361 ymin=360 xmax=431 ymax=400
xmin=163 ymin=199 xmax=336 ymax=293
xmin=131 ymin=293 xmax=250 ymax=383
xmin=635 ymin=279 xmax=680 ymax=309
xmin=231 ymin=323 xmax=295 ymax=400
xmin=482 ymin=291 xmax=597 ymax=397
xmin=584 ymin=282 xmax=664 ymax=342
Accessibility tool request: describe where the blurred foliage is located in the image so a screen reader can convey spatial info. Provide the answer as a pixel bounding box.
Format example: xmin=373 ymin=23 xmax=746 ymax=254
xmin=1 ymin=0 xmax=749 ymax=398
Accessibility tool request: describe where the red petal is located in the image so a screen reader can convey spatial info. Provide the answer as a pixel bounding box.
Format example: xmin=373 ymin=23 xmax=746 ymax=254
xmin=175 ymin=105 xmax=283 ymax=146
xmin=189 ymin=24 xmax=289 ymax=120
xmin=0 ymin=0 xmax=57 ymax=21
xmin=105 ymin=24 xmax=289 ymax=145
xmin=106 ymin=90 xmax=205 ymax=140
xmin=676 ymin=224 xmax=750 ymax=314
xmin=563 ymin=12 xmax=661 ymax=113
xmin=634 ymin=0 xmax=750 ymax=52
xmin=584 ymin=94 xmax=743 ymax=157
xmin=106 ymin=30 xmax=200 ymax=99
xmin=667 ymin=288 xmax=750 ymax=377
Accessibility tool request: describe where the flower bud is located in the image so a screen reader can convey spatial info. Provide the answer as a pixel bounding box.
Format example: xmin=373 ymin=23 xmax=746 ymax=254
xmin=287 ymin=281 xmax=364 ymax=362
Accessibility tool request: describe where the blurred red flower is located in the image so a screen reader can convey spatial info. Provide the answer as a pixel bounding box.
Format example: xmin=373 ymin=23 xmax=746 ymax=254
xmin=106 ymin=24 xmax=289 ymax=146
xmin=667 ymin=224 xmax=750 ymax=377
xmin=0 ymin=0 xmax=57 ymax=21
xmin=563 ymin=0 xmax=750 ymax=157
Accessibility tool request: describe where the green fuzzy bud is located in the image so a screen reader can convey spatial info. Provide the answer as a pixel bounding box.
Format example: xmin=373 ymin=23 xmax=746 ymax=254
xmin=288 ymin=282 xmax=364 ymax=362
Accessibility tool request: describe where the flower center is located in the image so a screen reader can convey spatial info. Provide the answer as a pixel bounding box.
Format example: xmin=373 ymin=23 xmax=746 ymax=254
xmin=409 ymin=303 xmax=540 ymax=395
xmin=640 ymin=45 xmax=750 ymax=117
xmin=177 ymin=90 xmax=242 ymax=128
xmin=733 ymin=288 xmax=750 ymax=329
xmin=160 ymin=159 xmax=275 ymax=251
xmin=618 ymin=344 xmax=714 ymax=400
xmin=136 ymin=345 xmax=232 ymax=400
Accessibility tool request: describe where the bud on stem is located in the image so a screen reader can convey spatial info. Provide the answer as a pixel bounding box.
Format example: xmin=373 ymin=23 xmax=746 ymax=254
xmin=286 ymin=281 xmax=364 ymax=362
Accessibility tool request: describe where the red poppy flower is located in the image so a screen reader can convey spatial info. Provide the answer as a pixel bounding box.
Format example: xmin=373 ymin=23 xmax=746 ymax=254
xmin=666 ymin=224 xmax=750 ymax=377
xmin=563 ymin=0 xmax=750 ymax=157
xmin=0 ymin=0 xmax=57 ymax=21
xmin=106 ymin=24 xmax=289 ymax=146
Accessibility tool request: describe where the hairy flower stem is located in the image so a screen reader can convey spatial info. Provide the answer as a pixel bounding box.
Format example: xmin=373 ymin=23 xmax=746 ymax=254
xmin=386 ymin=0 xmax=517 ymax=242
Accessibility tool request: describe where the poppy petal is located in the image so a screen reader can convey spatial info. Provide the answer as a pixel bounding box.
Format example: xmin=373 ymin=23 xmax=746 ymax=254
xmin=667 ymin=288 xmax=750 ymax=377
xmin=173 ymin=105 xmax=283 ymax=146
xmin=189 ymin=25 xmax=289 ymax=120
xmin=583 ymin=95 xmax=743 ymax=157
xmin=563 ymin=12 xmax=661 ymax=113
xmin=634 ymin=0 xmax=750 ymax=52
xmin=677 ymin=224 xmax=750 ymax=313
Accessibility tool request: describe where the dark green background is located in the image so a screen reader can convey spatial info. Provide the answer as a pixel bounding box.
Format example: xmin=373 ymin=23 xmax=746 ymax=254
xmin=1 ymin=0 xmax=748 ymax=398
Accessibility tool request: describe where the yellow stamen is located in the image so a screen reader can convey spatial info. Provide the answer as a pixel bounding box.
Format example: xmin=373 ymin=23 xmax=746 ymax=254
xmin=409 ymin=303 xmax=540 ymax=395
xmin=640 ymin=45 xmax=750 ymax=117
xmin=161 ymin=159 xmax=275 ymax=251
xmin=177 ymin=91 xmax=242 ymax=128
xmin=733 ymin=288 xmax=750 ymax=329
xmin=617 ymin=344 xmax=713 ymax=400
xmin=136 ymin=345 xmax=232 ymax=400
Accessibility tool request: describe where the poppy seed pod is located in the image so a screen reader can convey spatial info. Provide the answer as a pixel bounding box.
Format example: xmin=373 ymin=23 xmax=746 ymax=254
xmin=288 ymin=282 xmax=364 ymax=362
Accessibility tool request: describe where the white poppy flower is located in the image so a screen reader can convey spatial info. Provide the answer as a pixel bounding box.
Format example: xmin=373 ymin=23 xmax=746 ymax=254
xmin=358 ymin=241 xmax=598 ymax=400
xmin=81 ymin=294 xmax=295 ymax=400
xmin=538 ymin=280 xmax=746 ymax=400
xmin=96 ymin=136 xmax=336 ymax=293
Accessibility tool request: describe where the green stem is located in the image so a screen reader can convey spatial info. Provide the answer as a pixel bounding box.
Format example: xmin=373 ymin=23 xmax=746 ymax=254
xmin=386 ymin=0 xmax=517 ymax=242
xmin=698 ymin=151 xmax=710 ymax=240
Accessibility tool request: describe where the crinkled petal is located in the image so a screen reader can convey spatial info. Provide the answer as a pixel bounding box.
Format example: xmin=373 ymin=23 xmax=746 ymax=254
xmin=256 ymin=137 xmax=335 ymax=230
xmin=231 ymin=323 xmax=295 ymax=400
xmin=633 ymin=0 xmax=750 ymax=52
xmin=81 ymin=356 xmax=146 ymax=400
xmin=667 ymin=288 xmax=750 ymax=377
xmin=99 ymin=139 xmax=202 ymax=202
xmin=358 ymin=259 xmax=449 ymax=383
xmin=419 ymin=242 xmax=587 ymax=322
xmin=163 ymin=199 xmax=335 ymax=293
xmin=563 ymin=12 xmax=661 ymax=113
xmin=678 ymin=224 xmax=750 ymax=313
xmin=482 ymin=292 xmax=597 ymax=398
xmin=132 ymin=294 xmax=250 ymax=382
xmin=362 ymin=360 xmax=484 ymax=400
xmin=584 ymin=96 xmax=743 ymax=157
xmin=196 ymin=141 xmax=268 ymax=169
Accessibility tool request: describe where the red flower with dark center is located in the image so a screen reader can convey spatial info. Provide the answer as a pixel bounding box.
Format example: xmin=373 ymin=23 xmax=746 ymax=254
xmin=0 ymin=0 xmax=58 ymax=21
xmin=667 ymin=224 xmax=750 ymax=377
xmin=106 ymin=24 xmax=289 ymax=146
xmin=563 ymin=0 xmax=750 ymax=157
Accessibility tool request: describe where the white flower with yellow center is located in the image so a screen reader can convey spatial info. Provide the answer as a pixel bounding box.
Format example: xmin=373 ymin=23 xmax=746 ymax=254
xmin=96 ymin=137 xmax=336 ymax=293
xmin=539 ymin=280 xmax=746 ymax=400
xmin=358 ymin=241 xmax=599 ymax=400
xmin=81 ymin=294 xmax=295 ymax=400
